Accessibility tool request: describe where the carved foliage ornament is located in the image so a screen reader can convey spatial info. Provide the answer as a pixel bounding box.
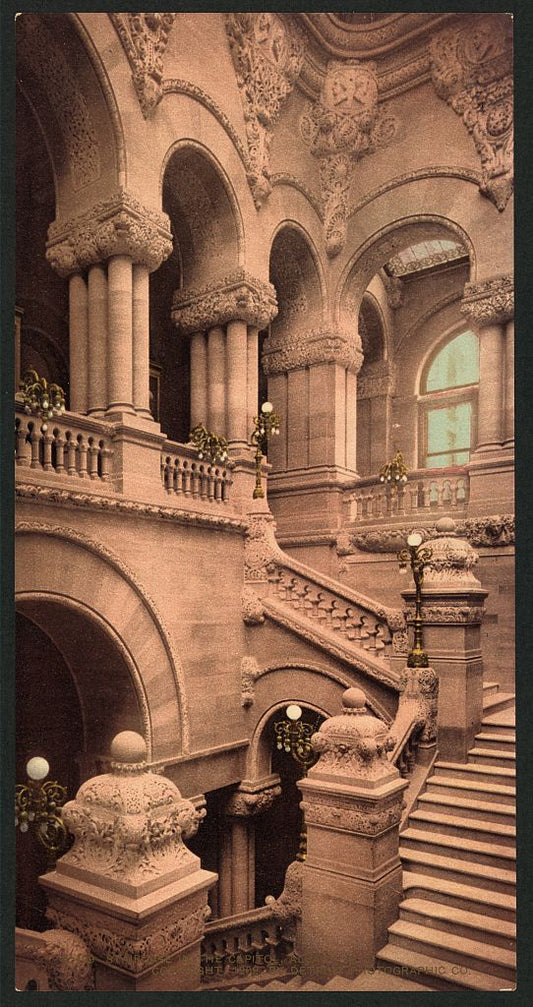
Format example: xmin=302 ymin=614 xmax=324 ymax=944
xmin=225 ymin=783 xmax=282 ymax=818
xmin=19 ymin=929 xmax=94 ymax=991
xmin=430 ymin=15 xmax=513 ymax=211
xmin=226 ymin=13 xmax=305 ymax=207
xmin=240 ymin=654 xmax=261 ymax=706
xmin=310 ymin=688 xmax=396 ymax=781
xmin=46 ymin=190 xmax=173 ymax=276
xmin=397 ymin=664 xmax=439 ymax=744
xmin=301 ymin=60 xmax=397 ymax=256
xmin=302 ymin=794 xmax=403 ymax=835
xmin=172 ymin=270 xmax=278 ymax=335
xmin=461 ymin=274 xmax=514 ymax=326
xmin=111 ymin=13 xmax=176 ymax=118
xmin=262 ymin=327 xmax=363 ymax=376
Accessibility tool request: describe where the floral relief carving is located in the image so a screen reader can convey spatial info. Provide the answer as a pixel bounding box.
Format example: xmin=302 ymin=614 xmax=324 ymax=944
xmin=242 ymin=587 xmax=265 ymax=627
xmin=395 ymin=664 xmax=439 ymax=745
xmin=300 ymin=59 xmax=397 ymax=256
xmin=302 ymin=795 xmax=403 ymax=835
xmin=430 ymin=14 xmax=513 ymax=211
xmin=225 ymin=13 xmax=305 ymax=207
xmin=461 ymin=274 xmax=514 ymax=326
xmin=172 ymin=270 xmax=278 ymax=335
xmin=225 ymin=783 xmax=282 ymax=818
xmin=262 ymin=327 xmax=363 ymax=375
xmin=244 ymin=513 xmax=283 ymax=582
xmin=46 ymin=191 xmax=173 ymax=277
xmin=111 ymin=13 xmax=176 ymax=117
xmin=240 ymin=655 xmax=261 ymax=706
xmin=404 ymin=603 xmax=486 ymax=626
xmin=20 ymin=929 xmax=94 ymax=991
xmin=339 ymin=515 xmax=515 ymax=555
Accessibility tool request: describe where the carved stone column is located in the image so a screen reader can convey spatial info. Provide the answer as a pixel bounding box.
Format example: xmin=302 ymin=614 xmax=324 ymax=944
xmin=87 ymin=264 xmax=107 ymax=415
xmin=219 ymin=777 xmax=282 ymax=917
xmin=401 ymin=518 xmax=488 ymax=763
xmin=356 ymin=361 xmax=395 ymax=475
xmin=504 ymin=318 xmax=514 ymax=447
xmin=298 ymin=688 xmax=406 ymax=983
xmin=132 ymin=263 xmax=151 ymax=416
xmin=190 ymin=330 xmax=207 ymax=428
xmin=107 ymin=255 xmax=134 ymax=413
xmin=247 ymin=325 xmax=259 ymax=437
xmin=226 ymin=319 xmax=249 ymax=448
xmin=40 ymin=732 xmax=216 ymax=991
xmin=206 ymin=325 xmax=226 ymax=433
xmin=67 ymin=277 xmax=88 ymax=413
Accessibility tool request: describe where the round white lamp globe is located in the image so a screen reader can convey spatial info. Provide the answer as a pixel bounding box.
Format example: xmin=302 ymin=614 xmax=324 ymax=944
xmin=286 ymin=704 xmax=302 ymax=721
xmin=407 ymin=531 xmax=423 ymax=548
xmin=261 ymin=401 xmax=273 ymax=414
xmin=26 ymin=757 xmax=50 ymax=781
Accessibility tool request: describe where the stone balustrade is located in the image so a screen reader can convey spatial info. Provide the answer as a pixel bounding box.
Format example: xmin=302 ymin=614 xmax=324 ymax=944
xmin=15 ymin=405 xmax=114 ymax=481
xmin=347 ymin=467 xmax=470 ymax=524
xmin=161 ymin=441 xmax=233 ymax=505
xmin=201 ymin=906 xmax=293 ymax=985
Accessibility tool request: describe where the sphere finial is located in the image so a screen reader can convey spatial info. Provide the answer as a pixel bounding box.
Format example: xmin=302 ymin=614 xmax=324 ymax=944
xmin=110 ymin=731 xmax=147 ymax=765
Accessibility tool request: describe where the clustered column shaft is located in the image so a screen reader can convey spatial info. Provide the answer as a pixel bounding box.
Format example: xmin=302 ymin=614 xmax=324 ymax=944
xmin=187 ymin=322 xmax=260 ymax=446
xmin=68 ymin=274 xmax=89 ymax=414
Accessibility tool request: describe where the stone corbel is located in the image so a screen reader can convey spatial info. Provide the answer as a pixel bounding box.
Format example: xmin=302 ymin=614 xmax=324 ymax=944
xmin=18 ymin=929 xmax=94 ymax=991
xmin=46 ymin=190 xmax=173 ymax=277
xmin=300 ymin=59 xmax=397 ymax=256
xmin=225 ymin=13 xmax=305 ymax=207
xmin=461 ymin=274 xmax=514 ymax=326
xmin=240 ymin=654 xmax=261 ymax=706
xmin=262 ymin=327 xmax=363 ymax=376
xmin=111 ymin=13 xmax=176 ymax=118
xmin=430 ymin=14 xmax=513 ymax=211
xmin=225 ymin=779 xmax=282 ymax=818
xmin=172 ymin=269 xmax=278 ymax=335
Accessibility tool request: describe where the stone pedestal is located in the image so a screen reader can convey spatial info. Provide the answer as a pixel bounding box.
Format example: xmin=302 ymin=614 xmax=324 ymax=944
xmin=298 ymin=688 xmax=406 ymax=983
xmin=40 ymin=732 xmax=216 ymax=991
xmin=402 ymin=518 xmax=488 ymax=762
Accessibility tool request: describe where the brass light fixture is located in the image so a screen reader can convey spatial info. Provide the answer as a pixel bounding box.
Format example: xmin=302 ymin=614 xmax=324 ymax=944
xmin=250 ymin=401 xmax=281 ymax=499
xmin=379 ymin=448 xmax=408 ymax=490
xmin=20 ymin=369 xmax=66 ymax=432
xmin=398 ymin=531 xmax=433 ymax=668
xmin=15 ymin=757 xmax=69 ymax=869
xmin=274 ymin=704 xmax=321 ymax=861
xmin=189 ymin=423 xmax=229 ymax=464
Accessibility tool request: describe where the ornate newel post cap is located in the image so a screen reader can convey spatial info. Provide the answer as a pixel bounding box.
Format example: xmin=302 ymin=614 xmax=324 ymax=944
xmin=55 ymin=732 xmax=205 ymax=898
xmin=424 ymin=517 xmax=483 ymax=588
xmin=308 ymin=688 xmax=398 ymax=787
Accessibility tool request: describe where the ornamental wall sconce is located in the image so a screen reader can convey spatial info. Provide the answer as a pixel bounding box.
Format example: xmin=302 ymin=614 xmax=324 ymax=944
xmin=380 ymin=449 xmax=408 ymax=490
xmin=15 ymin=757 xmax=69 ymax=870
xmin=250 ymin=401 xmax=281 ymax=499
xmin=274 ymin=704 xmax=321 ymax=862
xmin=189 ymin=423 xmax=229 ymax=464
xmin=398 ymin=531 xmax=433 ymax=668
xmin=20 ymin=369 xmax=66 ymax=432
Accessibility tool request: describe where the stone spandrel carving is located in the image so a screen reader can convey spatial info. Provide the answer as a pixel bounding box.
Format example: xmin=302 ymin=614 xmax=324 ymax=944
xmin=111 ymin=13 xmax=176 ymax=117
xmin=46 ymin=190 xmax=173 ymax=277
xmin=430 ymin=14 xmax=513 ymax=211
xmin=19 ymin=929 xmax=94 ymax=991
xmin=226 ymin=13 xmax=305 ymax=208
xmin=262 ymin=327 xmax=363 ymax=376
xmin=300 ymin=59 xmax=397 ymax=256
xmin=461 ymin=274 xmax=514 ymax=326
xmin=172 ymin=270 xmax=278 ymax=336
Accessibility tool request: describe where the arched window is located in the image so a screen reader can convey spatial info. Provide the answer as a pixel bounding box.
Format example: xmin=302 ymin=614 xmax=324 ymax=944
xmin=419 ymin=330 xmax=479 ymax=468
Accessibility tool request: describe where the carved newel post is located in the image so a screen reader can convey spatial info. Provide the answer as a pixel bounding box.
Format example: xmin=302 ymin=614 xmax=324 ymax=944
xmin=298 ymin=688 xmax=407 ymax=983
xmin=40 ymin=732 xmax=216 ymax=991
xmin=402 ymin=518 xmax=488 ymax=762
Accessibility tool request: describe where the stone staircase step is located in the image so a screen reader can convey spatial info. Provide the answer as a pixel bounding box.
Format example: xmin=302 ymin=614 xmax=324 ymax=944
xmin=376 ymin=943 xmax=515 ymax=992
xmin=474 ymin=731 xmax=516 ymax=752
xmin=399 ymin=848 xmax=516 ymax=894
xmin=323 ymin=976 xmax=359 ymax=990
xmin=482 ymin=692 xmax=515 ymax=716
xmin=387 ymin=920 xmax=516 ymax=982
xmin=468 ymin=746 xmax=515 ymax=768
xmin=400 ymin=827 xmax=515 ymax=870
xmin=483 ymin=681 xmax=500 ymax=697
xmin=402 ymin=870 xmax=516 ymax=922
xmin=416 ymin=790 xmax=515 ymax=824
xmin=482 ymin=707 xmax=515 ymax=733
xmin=426 ymin=775 xmax=515 ymax=805
xmin=400 ymin=897 xmax=515 ymax=950
xmin=434 ymin=760 xmax=515 ymax=785
xmin=407 ymin=808 xmax=515 ymax=846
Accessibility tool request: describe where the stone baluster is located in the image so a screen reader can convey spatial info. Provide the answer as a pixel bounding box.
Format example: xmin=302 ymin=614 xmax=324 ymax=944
xmin=40 ymin=731 xmax=216 ymax=991
xmin=298 ymin=688 xmax=407 ymax=983
xmin=401 ymin=518 xmax=488 ymax=762
xmin=219 ymin=778 xmax=282 ymax=918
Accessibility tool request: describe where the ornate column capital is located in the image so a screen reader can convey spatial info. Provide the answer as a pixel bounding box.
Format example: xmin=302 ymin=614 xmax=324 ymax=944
xmin=262 ymin=326 xmax=363 ymax=375
xmin=225 ymin=13 xmax=305 ymax=207
xmin=300 ymin=60 xmax=397 ymax=256
xmin=46 ymin=190 xmax=173 ymax=277
xmin=172 ymin=270 xmax=278 ymax=335
xmin=430 ymin=14 xmax=513 ymax=211
xmin=461 ymin=274 xmax=514 ymax=326
xmin=111 ymin=13 xmax=176 ymax=117
xmin=225 ymin=779 xmax=282 ymax=818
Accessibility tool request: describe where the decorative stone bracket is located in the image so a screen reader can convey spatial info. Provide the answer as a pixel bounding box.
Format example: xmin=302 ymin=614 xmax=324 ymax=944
xmin=262 ymin=326 xmax=363 ymax=376
xmin=225 ymin=13 xmax=305 ymax=208
xmin=17 ymin=929 xmax=94 ymax=991
xmin=111 ymin=13 xmax=176 ymax=118
xmin=430 ymin=14 xmax=513 ymax=211
xmin=225 ymin=780 xmax=282 ymax=818
xmin=461 ymin=274 xmax=514 ymax=326
xmin=300 ymin=59 xmax=397 ymax=256
xmin=240 ymin=654 xmax=261 ymax=706
xmin=172 ymin=269 xmax=278 ymax=335
xmin=46 ymin=190 xmax=173 ymax=277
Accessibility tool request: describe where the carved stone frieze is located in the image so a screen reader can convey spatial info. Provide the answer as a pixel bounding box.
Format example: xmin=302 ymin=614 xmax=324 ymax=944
xmin=172 ymin=270 xmax=278 ymax=335
xmin=300 ymin=59 xmax=397 ymax=255
xmin=309 ymin=688 xmax=396 ymax=781
xmin=461 ymin=274 xmax=514 ymax=326
xmin=464 ymin=514 xmax=514 ymax=547
xmin=111 ymin=13 xmax=176 ymax=117
xmin=19 ymin=929 xmax=94 ymax=991
xmin=225 ymin=783 xmax=282 ymax=818
xmin=225 ymin=14 xmax=305 ymax=207
xmin=262 ymin=327 xmax=363 ymax=375
xmin=302 ymin=793 xmax=403 ymax=835
xmin=430 ymin=15 xmax=513 ymax=211
xmin=242 ymin=588 xmax=265 ymax=627
xmin=404 ymin=603 xmax=486 ymax=625
xmin=339 ymin=515 xmax=515 ymax=554
xmin=240 ymin=654 xmax=261 ymax=707
xmin=46 ymin=191 xmax=173 ymax=276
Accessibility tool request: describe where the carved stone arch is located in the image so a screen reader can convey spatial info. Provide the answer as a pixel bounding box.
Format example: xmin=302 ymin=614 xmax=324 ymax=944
xmin=268 ymin=222 xmax=326 ymax=340
xmin=359 ymin=291 xmax=388 ymax=366
xmin=15 ymin=523 xmax=190 ymax=761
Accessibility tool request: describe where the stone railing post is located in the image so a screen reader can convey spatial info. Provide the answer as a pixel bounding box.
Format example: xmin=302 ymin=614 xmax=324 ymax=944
xmin=298 ymin=687 xmax=407 ymax=983
xmin=40 ymin=732 xmax=216 ymax=991
xmin=401 ymin=517 xmax=488 ymax=762
xmin=219 ymin=777 xmax=282 ymax=918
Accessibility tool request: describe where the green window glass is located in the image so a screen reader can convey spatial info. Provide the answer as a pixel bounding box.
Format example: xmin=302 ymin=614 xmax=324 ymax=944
xmin=426 ymin=402 xmax=472 ymax=468
xmin=425 ymin=330 xmax=479 ymax=392
xmin=422 ymin=330 xmax=479 ymax=468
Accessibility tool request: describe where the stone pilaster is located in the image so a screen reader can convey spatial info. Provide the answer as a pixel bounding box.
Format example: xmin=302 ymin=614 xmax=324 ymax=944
xmin=40 ymin=731 xmax=216 ymax=991
xmin=219 ymin=777 xmax=282 ymax=917
xmin=298 ymin=688 xmax=406 ymax=983
xmin=402 ymin=518 xmax=488 ymax=762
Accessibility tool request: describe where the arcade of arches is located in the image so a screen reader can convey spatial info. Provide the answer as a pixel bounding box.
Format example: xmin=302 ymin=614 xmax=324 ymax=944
xmin=14 ymin=11 xmax=514 ymax=991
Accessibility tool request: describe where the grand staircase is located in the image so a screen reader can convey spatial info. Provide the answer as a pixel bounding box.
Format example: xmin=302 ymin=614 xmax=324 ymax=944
xmin=376 ymin=683 xmax=516 ymax=991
